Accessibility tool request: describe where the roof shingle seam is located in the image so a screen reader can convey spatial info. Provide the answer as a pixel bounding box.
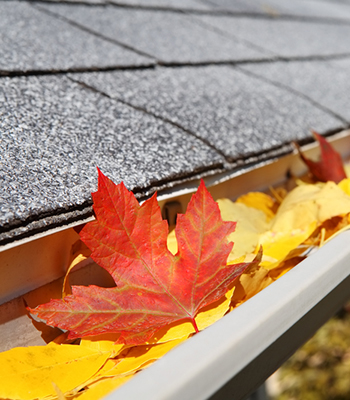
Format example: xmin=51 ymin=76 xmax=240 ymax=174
xmin=71 ymin=65 xmax=343 ymax=161
xmin=242 ymin=53 xmax=350 ymax=65
xmin=37 ymin=2 xmax=268 ymax=64
xmin=68 ymin=75 xmax=231 ymax=162
xmin=0 ymin=64 xmax=157 ymax=78
xmin=32 ymin=2 xmax=350 ymax=66
xmin=32 ymin=3 xmax=159 ymax=62
xmin=157 ymin=58 xmax=277 ymax=67
xmin=0 ymin=126 xmax=347 ymax=249
xmin=235 ymin=65 xmax=350 ymax=126
xmin=198 ymin=14 xmax=350 ymax=59
xmin=3 ymin=50 xmax=350 ymax=79
xmin=0 ymin=200 xmax=93 ymax=236
xmin=0 ymin=206 xmax=94 ymax=248
xmin=0 ymin=162 xmax=229 ymax=248
xmin=186 ymin=12 xmax=278 ymax=58
xmin=3 ymin=52 xmax=350 ymax=78
xmin=0 ymin=1 xmax=154 ymax=72
xmin=158 ymin=52 xmax=350 ymax=67
xmin=274 ymin=53 xmax=350 ymax=63
xmin=27 ymin=0 xmax=106 ymax=5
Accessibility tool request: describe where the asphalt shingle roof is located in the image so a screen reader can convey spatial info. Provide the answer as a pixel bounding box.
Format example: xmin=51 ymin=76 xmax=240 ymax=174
xmin=198 ymin=15 xmax=350 ymax=57
xmin=241 ymin=59 xmax=350 ymax=122
xmin=206 ymin=0 xmax=350 ymax=20
xmin=0 ymin=74 xmax=224 ymax=243
xmin=39 ymin=4 xmax=268 ymax=63
xmin=72 ymin=66 xmax=343 ymax=160
xmin=1 ymin=0 xmax=350 ymax=247
xmin=0 ymin=2 xmax=154 ymax=73
xmin=108 ymin=0 xmax=213 ymax=10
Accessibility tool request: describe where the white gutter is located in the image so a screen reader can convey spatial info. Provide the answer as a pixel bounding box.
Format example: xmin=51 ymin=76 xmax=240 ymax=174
xmin=106 ymin=230 xmax=350 ymax=400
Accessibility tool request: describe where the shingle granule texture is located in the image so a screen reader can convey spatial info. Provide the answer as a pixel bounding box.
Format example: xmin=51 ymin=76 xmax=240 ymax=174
xmin=196 ymin=15 xmax=350 ymax=58
xmin=241 ymin=59 xmax=350 ymax=123
xmin=0 ymin=1 xmax=153 ymax=73
xmin=2 ymin=0 xmax=350 ymax=246
xmin=40 ymin=4 xmax=270 ymax=63
xmin=109 ymin=0 xmax=214 ymax=10
xmin=206 ymin=0 xmax=350 ymax=20
xmin=0 ymin=75 xmax=224 ymax=234
xmin=72 ymin=65 xmax=344 ymax=161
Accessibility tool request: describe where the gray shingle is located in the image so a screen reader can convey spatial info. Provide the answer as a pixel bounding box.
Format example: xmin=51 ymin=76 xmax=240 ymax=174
xmin=72 ymin=65 xmax=343 ymax=161
xmin=2 ymin=0 xmax=350 ymax=248
xmin=240 ymin=58 xmax=350 ymax=122
xmin=206 ymin=0 xmax=350 ymax=20
xmin=0 ymin=1 xmax=153 ymax=73
xmin=269 ymin=0 xmax=350 ymax=19
xmin=195 ymin=14 xmax=350 ymax=57
xmin=38 ymin=0 xmax=107 ymax=3
xmin=0 ymin=75 xmax=224 ymax=239
xmin=40 ymin=4 xmax=270 ymax=63
xmin=200 ymin=0 xmax=272 ymax=13
xmin=110 ymin=0 xmax=213 ymax=10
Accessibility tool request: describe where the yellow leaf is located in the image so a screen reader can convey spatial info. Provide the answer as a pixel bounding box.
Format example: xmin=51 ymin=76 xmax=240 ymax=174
xmin=63 ymin=240 xmax=91 ymax=298
xmin=322 ymin=220 xmax=350 ymax=246
xmin=268 ymin=257 xmax=305 ymax=280
xmin=52 ymin=382 xmax=66 ymax=400
xmin=49 ymin=222 xmax=242 ymax=397
xmin=78 ymin=339 xmax=187 ymax=390
xmin=304 ymin=214 xmax=350 ymax=249
xmin=231 ymin=260 xmax=272 ymax=307
xmin=196 ymin=286 xmax=235 ymax=330
xmin=86 ymin=359 xmax=122 ymax=381
xmin=239 ymin=266 xmax=273 ymax=301
xmin=80 ymin=333 xmax=124 ymax=355
xmin=74 ymin=376 xmax=132 ymax=400
xmin=99 ymin=339 xmax=186 ymax=377
xmin=147 ymin=319 xmax=193 ymax=343
xmin=343 ymin=164 xmax=350 ymax=179
xmin=269 ymin=186 xmax=288 ymax=204
xmin=270 ymin=182 xmax=350 ymax=232
xmin=338 ymin=177 xmax=350 ymax=196
xmin=259 ymin=223 xmax=317 ymax=269
xmin=258 ymin=182 xmax=350 ymax=268
xmin=0 ymin=342 xmax=112 ymax=400
xmin=217 ymin=199 xmax=269 ymax=261
xmin=235 ymin=192 xmax=277 ymax=221
xmin=167 ymin=228 xmax=177 ymax=255
xmin=148 ymin=286 xmax=235 ymax=343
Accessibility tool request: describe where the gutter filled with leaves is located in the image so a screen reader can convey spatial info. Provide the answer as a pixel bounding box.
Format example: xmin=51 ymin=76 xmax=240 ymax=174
xmin=2 ymin=132 xmax=350 ymax=400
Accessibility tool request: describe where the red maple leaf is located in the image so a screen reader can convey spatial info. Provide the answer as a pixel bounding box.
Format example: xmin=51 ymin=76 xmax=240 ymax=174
xmin=29 ymin=169 xmax=260 ymax=345
xmin=297 ymin=131 xmax=347 ymax=183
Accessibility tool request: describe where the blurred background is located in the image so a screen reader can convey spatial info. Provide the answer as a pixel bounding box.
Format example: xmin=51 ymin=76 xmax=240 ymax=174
xmin=266 ymin=302 xmax=350 ymax=400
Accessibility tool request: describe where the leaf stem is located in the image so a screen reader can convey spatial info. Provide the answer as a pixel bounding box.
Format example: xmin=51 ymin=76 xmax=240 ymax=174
xmin=191 ymin=318 xmax=199 ymax=333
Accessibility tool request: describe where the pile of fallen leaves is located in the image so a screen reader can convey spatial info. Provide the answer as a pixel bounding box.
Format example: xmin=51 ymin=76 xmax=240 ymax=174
xmin=2 ymin=132 xmax=350 ymax=400
xmin=273 ymin=306 xmax=350 ymax=400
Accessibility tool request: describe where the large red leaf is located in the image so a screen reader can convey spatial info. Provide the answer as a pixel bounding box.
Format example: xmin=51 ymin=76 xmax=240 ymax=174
xmin=298 ymin=131 xmax=346 ymax=183
xmin=29 ymin=169 xmax=260 ymax=345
